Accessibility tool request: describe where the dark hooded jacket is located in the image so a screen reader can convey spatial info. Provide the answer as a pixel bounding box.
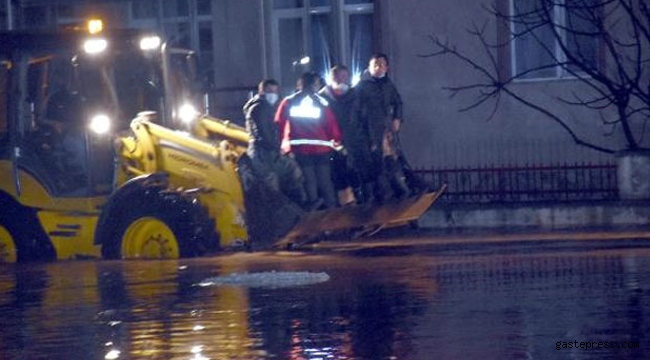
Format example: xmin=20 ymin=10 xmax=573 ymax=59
xmin=243 ymin=94 xmax=280 ymax=154
xmin=318 ymin=85 xmax=356 ymax=145
xmin=351 ymin=70 xmax=403 ymax=151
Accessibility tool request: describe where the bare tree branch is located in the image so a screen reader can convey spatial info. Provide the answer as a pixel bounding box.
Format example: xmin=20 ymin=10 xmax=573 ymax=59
xmin=422 ymin=0 xmax=650 ymax=154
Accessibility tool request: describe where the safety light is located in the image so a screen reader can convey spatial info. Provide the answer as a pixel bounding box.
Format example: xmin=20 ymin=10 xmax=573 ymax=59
xmin=179 ymin=103 xmax=199 ymax=124
xmin=139 ymin=36 xmax=161 ymax=50
xmin=289 ymin=96 xmax=322 ymax=119
xmin=83 ymin=38 xmax=108 ymax=54
xmin=87 ymin=19 xmax=103 ymax=35
xmin=351 ymin=72 xmax=361 ymax=87
xmin=89 ymin=114 xmax=110 ymax=134
xmin=292 ymin=56 xmax=311 ymax=66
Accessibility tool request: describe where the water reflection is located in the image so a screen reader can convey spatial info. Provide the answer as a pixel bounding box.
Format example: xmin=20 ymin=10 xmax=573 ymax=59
xmin=0 ymin=247 xmax=649 ymax=359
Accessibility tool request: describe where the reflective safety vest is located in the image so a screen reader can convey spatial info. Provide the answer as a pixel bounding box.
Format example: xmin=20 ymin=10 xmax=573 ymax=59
xmin=275 ymin=91 xmax=342 ymax=155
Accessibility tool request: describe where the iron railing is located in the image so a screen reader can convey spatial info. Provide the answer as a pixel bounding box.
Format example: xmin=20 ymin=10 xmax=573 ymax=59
xmin=413 ymin=163 xmax=618 ymax=204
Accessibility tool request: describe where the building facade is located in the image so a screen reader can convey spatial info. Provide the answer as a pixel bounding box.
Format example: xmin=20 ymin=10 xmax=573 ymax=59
xmin=2 ymin=0 xmax=633 ymax=168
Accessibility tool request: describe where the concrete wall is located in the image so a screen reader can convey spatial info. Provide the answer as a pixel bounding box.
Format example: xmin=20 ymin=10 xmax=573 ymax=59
xmin=25 ymin=0 xmax=643 ymax=169
xmin=207 ymin=0 xmax=643 ymax=166
xmin=210 ymin=0 xmax=265 ymax=123
xmin=376 ymin=0 xmax=633 ymax=169
xmin=421 ymin=202 xmax=650 ymax=231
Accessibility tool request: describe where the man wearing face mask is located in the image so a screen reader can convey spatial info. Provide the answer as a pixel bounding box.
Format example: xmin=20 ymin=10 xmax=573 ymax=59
xmin=319 ymin=65 xmax=359 ymax=205
xmin=351 ymin=53 xmax=406 ymax=203
xmin=242 ymin=79 xmax=306 ymax=205
xmin=244 ymin=79 xmax=281 ymax=155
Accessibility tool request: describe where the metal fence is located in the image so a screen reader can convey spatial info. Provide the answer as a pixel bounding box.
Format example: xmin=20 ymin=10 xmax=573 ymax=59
xmin=413 ymin=162 xmax=618 ymax=204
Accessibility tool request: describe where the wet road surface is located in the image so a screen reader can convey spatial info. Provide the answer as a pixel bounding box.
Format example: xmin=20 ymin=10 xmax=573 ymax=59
xmin=1 ymin=230 xmax=650 ymax=359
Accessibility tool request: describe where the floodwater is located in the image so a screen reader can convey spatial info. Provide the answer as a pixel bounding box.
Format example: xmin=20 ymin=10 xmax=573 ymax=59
xmin=1 ymin=235 xmax=650 ymax=360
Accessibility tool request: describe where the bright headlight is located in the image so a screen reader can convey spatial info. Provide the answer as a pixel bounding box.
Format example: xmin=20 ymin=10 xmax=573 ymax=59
xmin=139 ymin=36 xmax=161 ymax=51
xmin=83 ymin=38 xmax=108 ymax=54
xmin=179 ymin=104 xmax=199 ymax=124
xmin=89 ymin=114 xmax=110 ymax=134
xmin=87 ymin=19 xmax=103 ymax=35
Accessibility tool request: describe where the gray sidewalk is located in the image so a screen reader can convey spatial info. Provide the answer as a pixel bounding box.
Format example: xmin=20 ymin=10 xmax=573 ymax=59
xmin=421 ymin=201 xmax=650 ymax=232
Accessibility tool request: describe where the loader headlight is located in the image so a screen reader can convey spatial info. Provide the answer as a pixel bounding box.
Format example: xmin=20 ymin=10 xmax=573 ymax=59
xmin=139 ymin=36 xmax=161 ymax=51
xmin=89 ymin=114 xmax=110 ymax=134
xmin=83 ymin=38 xmax=108 ymax=54
xmin=179 ymin=103 xmax=199 ymax=124
xmin=87 ymin=19 xmax=104 ymax=35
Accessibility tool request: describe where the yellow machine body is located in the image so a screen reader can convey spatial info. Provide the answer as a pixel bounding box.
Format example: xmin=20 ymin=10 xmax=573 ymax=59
xmin=117 ymin=114 xmax=249 ymax=248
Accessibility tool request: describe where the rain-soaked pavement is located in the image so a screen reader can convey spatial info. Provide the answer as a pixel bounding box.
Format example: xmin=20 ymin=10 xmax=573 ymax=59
xmin=2 ymin=230 xmax=650 ymax=360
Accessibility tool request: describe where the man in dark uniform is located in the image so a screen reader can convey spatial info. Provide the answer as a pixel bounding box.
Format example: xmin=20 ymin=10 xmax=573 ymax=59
xmin=240 ymin=79 xmax=307 ymax=246
xmin=243 ymin=79 xmax=306 ymax=205
xmin=351 ymin=53 xmax=409 ymax=202
xmin=319 ymin=65 xmax=359 ymax=205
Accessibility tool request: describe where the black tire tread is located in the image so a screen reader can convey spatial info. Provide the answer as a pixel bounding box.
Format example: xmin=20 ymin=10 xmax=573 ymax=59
xmin=99 ymin=188 xmax=218 ymax=259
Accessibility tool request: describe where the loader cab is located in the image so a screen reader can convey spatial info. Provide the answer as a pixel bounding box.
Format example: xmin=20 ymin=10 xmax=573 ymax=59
xmin=0 ymin=28 xmax=170 ymax=199
xmin=161 ymin=46 xmax=202 ymax=129
xmin=0 ymin=61 xmax=8 ymax=157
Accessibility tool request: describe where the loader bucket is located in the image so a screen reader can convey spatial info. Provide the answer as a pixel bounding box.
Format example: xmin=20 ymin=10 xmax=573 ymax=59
xmin=237 ymin=154 xmax=305 ymax=250
xmin=274 ymin=184 xmax=447 ymax=248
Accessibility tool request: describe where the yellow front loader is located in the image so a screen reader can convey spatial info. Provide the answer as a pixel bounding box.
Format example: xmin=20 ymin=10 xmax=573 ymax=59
xmin=0 ymin=24 xmax=253 ymax=262
xmin=0 ymin=21 xmax=444 ymax=264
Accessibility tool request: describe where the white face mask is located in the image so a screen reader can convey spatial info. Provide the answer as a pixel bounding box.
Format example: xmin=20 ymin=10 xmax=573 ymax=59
xmin=265 ymin=93 xmax=279 ymax=105
xmin=335 ymin=83 xmax=350 ymax=93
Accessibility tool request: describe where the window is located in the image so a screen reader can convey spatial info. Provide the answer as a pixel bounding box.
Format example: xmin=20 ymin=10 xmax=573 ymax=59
xmin=197 ymin=0 xmax=211 ymax=16
xmin=128 ymin=0 xmax=214 ymax=87
xmin=347 ymin=12 xmax=373 ymax=85
xmin=274 ymin=0 xmax=304 ymax=9
xmin=55 ymin=4 xmax=82 ymax=26
xmin=22 ymin=6 xmax=50 ymax=28
xmin=163 ymin=0 xmax=190 ymax=17
xmin=131 ymin=1 xmax=157 ymax=20
xmin=511 ymin=0 xmax=599 ymax=79
xmin=0 ymin=5 xmax=6 ymax=30
xmin=56 ymin=5 xmax=75 ymax=19
xmin=198 ymin=20 xmax=214 ymax=85
xmin=0 ymin=61 xmax=8 ymax=135
xmin=270 ymin=0 xmax=374 ymax=91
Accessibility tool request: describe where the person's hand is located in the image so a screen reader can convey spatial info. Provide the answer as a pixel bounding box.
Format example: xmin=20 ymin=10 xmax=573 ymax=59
xmin=331 ymin=140 xmax=344 ymax=152
xmin=392 ymin=118 xmax=401 ymax=132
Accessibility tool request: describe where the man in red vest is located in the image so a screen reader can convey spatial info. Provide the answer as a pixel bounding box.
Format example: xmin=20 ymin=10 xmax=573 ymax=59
xmin=275 ymin=72 xmax=342 ymax=209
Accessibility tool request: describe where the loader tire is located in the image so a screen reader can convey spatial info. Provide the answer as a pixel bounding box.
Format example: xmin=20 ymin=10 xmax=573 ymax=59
xmin=0 ymin=193 xmax=55 ymax=263
xmin=99 ymin=190 xmax=218 ymax=260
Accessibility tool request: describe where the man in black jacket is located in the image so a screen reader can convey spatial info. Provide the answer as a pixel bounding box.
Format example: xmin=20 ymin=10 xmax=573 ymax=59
xmin=244 ymin=79 xmax=281 ymax=157
xmin=319 ymin=65 xmax=359 ymax=205
xmin=351 ymin=53 xmax=408 ymax=202
xmin=241 ymin=79 xmax=308 ymax=245
xmin=242 ymin=79 xmax=306 ymax=205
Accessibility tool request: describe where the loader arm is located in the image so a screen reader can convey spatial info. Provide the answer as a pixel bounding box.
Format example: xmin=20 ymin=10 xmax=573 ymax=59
xmin=193 ymin=115 xmax=249 ymax=156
